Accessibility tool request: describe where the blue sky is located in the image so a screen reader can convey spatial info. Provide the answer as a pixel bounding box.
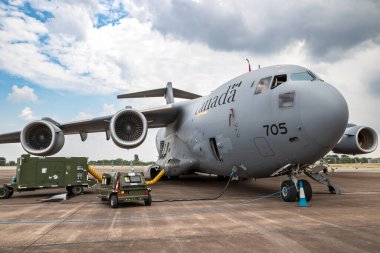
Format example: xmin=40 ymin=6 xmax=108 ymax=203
xmin=0 ymin=0 xmax=379 ymax=161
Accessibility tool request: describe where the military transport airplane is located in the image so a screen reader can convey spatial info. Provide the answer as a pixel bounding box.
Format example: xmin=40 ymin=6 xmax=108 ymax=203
xmin=0 ymin=65 xmax=378 ymax=202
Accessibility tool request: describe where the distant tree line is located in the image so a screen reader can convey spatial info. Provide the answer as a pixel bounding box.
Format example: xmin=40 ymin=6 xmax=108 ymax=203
xmin=0 ymin=157 xmax=16 ymax=166
xmin=1 ymin=155 xmax=379 ymax=167
xmin=324 ymin=155 xmax=380 ymax=164
xmin=88 ymin=158 xmax=154 ymax=166
xmin=0 ymin=156 xmax=153 ymax=167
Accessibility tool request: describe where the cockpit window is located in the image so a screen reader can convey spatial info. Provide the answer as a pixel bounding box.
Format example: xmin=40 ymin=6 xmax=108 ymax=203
xmin=290 ymin=71 xmax=323 ymax=81
xmin=290 ymin=72 xmax=314 ymax=81
xmin=255 ymin=76 xmax=272 ymax=94
xmin=271 ymin=74 xmax=287 ymax=89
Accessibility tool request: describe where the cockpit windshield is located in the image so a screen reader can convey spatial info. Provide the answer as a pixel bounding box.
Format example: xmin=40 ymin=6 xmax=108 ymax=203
xmin=290 ymin=70 xmax=323 ymax=81
xmin=290 ymin=71 xmax=315 ymax=81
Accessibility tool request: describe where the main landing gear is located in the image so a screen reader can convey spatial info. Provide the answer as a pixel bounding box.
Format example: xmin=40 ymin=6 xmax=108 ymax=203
xmin=280 ymin=177 xmax=312 ymax=202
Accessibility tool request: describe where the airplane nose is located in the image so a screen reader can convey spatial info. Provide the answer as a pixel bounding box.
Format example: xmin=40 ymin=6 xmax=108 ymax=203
xmin=299 ymin=82 xmax=348 ymax=148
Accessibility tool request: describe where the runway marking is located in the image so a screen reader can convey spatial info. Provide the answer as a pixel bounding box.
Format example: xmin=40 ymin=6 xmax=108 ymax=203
xmin=341 ymin=191 xmax=380 ymax=195
xmin=0 ymin=191 xmax=281 ymax=225
xmin=2 ymin=189 xmax=379 ymax=226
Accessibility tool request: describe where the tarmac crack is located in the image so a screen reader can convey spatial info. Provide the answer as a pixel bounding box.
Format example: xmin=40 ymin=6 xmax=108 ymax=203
xmin=21 ymin=202 xmax=87 ymax=253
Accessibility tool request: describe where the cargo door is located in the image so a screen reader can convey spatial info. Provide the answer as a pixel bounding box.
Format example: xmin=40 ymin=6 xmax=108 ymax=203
xmin=36 ymin=162 xmax=64 ymax=187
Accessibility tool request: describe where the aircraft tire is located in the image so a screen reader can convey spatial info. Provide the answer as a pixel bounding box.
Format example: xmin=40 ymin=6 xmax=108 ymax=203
xmin=110 ymin=195 xmax=118 ymax=208
xmin=298 ymin=179 xmax=312 ymax=201
xmin=217 ymin=175 xmax=229 ymax=181
xmin=280 ymin=180 xmax=297 ymax=202
xmin=0 ymin=187 xmax=10 ymax=199
xmin=150 ymin=168 xmax=158 ymax=179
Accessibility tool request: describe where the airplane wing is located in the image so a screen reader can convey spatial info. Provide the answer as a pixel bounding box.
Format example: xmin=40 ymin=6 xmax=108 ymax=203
xmin=0 ymin=104 xmax=179 ymax=144
xmin=117 ymin=87 xmax=201 ymax=100
xmin=0 ymin=131 xmax=21 ymax=143
xmin=118 ymin=82 xmax=201 ymax=104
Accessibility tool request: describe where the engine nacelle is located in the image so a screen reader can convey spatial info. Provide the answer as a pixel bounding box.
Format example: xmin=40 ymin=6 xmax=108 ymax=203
xmin=110 ymin=108 xmax=148 ymax=149
xmin=20 ymin=120 xmax=65 ymax=156
xmin=333 ymin=125 xmax=378 ymax=155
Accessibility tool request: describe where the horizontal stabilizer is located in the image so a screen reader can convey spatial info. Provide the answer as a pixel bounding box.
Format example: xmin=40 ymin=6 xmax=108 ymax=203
xmin=117 ymin=82 xmax=201 ymax=104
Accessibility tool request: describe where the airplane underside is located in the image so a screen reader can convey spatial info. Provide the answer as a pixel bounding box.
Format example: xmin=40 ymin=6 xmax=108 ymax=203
xmin=146 ymin=144 xmax=341 ymax=203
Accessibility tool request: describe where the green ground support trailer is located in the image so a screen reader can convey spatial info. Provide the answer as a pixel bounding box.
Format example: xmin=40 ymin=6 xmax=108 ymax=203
xmin=0 ymin=154 xmax=97 ymax=199
xmin=98 ymin=169 xmax=152 ymax=208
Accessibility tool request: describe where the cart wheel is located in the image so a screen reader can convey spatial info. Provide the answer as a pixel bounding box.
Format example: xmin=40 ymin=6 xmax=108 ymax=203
xmin=71 ymin=186 xmax=83 ymax=196
xmin=8 ymin=187 xmax=14 ymax=198
xmin=110 ymin=195 xmax=118 ymax=208
xmin=0 ymin=187 xmax=10 ymax=199
xmin=144 ymin=193 xmax=152 ymax=206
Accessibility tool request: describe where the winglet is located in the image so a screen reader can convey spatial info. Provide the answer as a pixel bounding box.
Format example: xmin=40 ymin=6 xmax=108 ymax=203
xmin=117 ymin=83 xmax=202 ymax=104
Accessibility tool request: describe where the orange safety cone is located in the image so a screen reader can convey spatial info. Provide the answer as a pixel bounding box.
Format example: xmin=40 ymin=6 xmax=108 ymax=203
xmin=298 ymin=180 xmax=310 ymax=207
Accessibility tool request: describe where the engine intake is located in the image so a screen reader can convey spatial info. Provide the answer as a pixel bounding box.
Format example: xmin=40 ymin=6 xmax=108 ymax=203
xmin=110 ymin=108 xmax=148 ymax=149
xmin=20 ymin=120 xmax=65 ymax=156
xmin=333 ymin=125 xmax=378 ymax=155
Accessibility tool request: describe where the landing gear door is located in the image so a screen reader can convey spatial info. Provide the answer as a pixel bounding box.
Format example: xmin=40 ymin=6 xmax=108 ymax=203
xmin=253 ymin=137 xmax=275 ymax=157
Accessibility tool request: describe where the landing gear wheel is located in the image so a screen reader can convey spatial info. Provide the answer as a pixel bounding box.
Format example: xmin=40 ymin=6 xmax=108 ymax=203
xmin=328 ymin=186 xmax=336 ymax=194
xmin=280 ymin=180 xmax=297 ymax=202
xmin=217 ymin=175 xmax=229 ymax=181
xmin=66 ymin=186 xmax=73 ymax=195
xmin=110 ymin=195 xmax=118 ymax=208
xmin=0 ymin=187 xmax=10 ymax=199
xmin=297 ymin=179 xmax=312 ymax=201
xmin=150 ymin=169 xmax=158 ymax=180
xmin=144 ymin=193 xmax=152 ymax=206
xmin=71 ymin=186 xmax=83 ymax=196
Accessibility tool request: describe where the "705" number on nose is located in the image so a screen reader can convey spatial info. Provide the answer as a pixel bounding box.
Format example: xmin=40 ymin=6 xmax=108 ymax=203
xmin=263 ymin=123 xmax=288 ymax=136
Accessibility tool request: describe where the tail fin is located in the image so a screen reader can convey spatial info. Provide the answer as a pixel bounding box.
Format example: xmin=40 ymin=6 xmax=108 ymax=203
xmin=117 ymin=82 xmax=202 ymax=104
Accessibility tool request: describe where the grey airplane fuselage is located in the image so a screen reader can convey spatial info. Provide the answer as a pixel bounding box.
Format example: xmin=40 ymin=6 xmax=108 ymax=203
xmin=155 ymin=65 xmax=349 ymax=178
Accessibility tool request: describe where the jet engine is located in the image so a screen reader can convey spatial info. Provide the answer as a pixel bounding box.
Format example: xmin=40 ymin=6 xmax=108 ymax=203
xmin=20 ymin=120 xmax=65 ymax=156
xmin=333 ymin=125 xmax=378 ymax=155
xmin=110 ymin=108 xmax=148 ymax=149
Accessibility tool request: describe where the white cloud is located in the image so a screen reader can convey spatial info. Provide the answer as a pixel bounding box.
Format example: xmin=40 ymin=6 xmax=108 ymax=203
xmin=101 ymin=103 xmax=117 ymax=115
xmin=73 ymin=112 xmax=93 ymax=121
xmin=19 ymin=107 xmax=36 ymax=120
xmin=0 ymin=1 xmax=379 ymax=159
xmin=8 ymin=85 xmax=38 ymax=103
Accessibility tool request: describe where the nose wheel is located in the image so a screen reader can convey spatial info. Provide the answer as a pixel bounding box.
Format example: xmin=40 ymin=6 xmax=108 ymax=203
xmin=297 ymin=179 xmax=312 ymax=201
xmin=280 ymin=179 xmax=313 ymax=202
xmin=280 ymin=180 xmax=297 ymax=202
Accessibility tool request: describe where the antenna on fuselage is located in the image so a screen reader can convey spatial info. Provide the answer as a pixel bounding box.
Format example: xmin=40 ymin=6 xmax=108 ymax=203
xmin=246 ymin=58 xmax=251 ymax=72
xmin=258 ymin=64 xmax=261 ymax=69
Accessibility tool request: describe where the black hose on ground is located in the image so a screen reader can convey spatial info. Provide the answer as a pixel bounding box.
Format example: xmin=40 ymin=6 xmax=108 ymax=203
xmin=153 ymin=171 xmax=235 ymax=203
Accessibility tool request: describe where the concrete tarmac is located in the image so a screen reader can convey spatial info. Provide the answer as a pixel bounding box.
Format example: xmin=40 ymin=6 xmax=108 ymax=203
xmin=0 ymin=166 xmax=380 ymax=253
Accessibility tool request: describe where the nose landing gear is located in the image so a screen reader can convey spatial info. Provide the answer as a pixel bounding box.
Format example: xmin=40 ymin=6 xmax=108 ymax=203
xmin=280 ymin=165 xmax=313 ymax=202
xmin=280 ymin=180 xmax=297 ymax=202
xmin=280 ymin=178 xmax=313 ymax=202
xmin=279 ymin=161 xmax=340 ymax=202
